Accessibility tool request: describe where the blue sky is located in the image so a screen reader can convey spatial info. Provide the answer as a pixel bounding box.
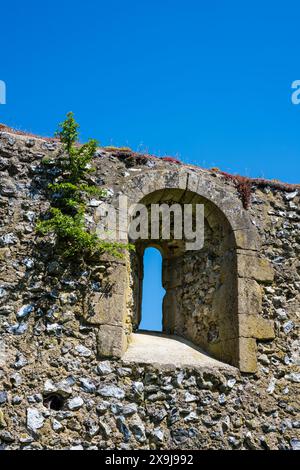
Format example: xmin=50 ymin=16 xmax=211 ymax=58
xmin=1 ymin=0 xmax=300 ymax=183
xmin=1 ymin=1 xmax=300 ymax=329
xmin=140 ymin=248 xmax=165 ymax=332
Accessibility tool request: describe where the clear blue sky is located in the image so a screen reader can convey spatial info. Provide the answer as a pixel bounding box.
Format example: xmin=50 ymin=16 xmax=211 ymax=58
xmin=1 ymin=1 xmax=300 ymax=329
xmin=140 ymin=248 xmax=165 ymax=332
xmin=1 ymin=0 xmax=300 ymax=183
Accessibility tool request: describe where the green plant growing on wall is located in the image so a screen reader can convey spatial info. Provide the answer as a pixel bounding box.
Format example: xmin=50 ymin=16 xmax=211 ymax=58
xmin=37 ymin=112 xmax=130 ymax=259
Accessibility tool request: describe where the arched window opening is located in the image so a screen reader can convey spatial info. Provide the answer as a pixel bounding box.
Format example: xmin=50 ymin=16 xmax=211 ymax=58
xmin=140 ymin=247 xmax=165 ymax=332
xmin=129 ymin=188 xmax=239 ymax=368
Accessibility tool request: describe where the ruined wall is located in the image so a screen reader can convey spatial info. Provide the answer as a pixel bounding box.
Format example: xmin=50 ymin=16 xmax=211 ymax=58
xmin=0 ymin=130 xmax=299 ymax=450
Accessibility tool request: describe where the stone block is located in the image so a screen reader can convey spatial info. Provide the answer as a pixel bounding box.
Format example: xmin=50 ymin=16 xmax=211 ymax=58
xmin=178 ymin=171 xmax=188 ymax=189
xmin=237 ymin=253 xmax=274 ymax=283
xmin=85 ymin=293 xmax=126 ymax=326
xmin=238 ymin=337 xmax=257 ymax=373
xmin=239 ymin=315 xmax=275 ymax=340
xmin=187 ymin=172 xmax=200 ymax=193
xmin=97 ymin=324 xmax=127 ymax=358
xmin=238 ymin=278 xmax=263 ymax=315
xmin=104 ymin=263 xmax=128 ymax=294
xmin=233 ymin=229 xmax=260 ymax=251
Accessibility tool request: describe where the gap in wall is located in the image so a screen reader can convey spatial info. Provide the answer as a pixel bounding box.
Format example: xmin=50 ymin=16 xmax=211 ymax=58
xmin=139 ymin=247 xmax=165 ymax=332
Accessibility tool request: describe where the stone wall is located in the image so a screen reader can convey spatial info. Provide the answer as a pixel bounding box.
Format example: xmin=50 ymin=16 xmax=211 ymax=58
xmin=0 ymin=129 xmax=299 ymax=450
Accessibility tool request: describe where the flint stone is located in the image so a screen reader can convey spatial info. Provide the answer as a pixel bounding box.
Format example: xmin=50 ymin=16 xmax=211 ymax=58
xmin=285 ymin=373 xmax=300 ymax=383
xmin=0 ymin=288 xmax=7 ymax=299
xmin=290 ymin=439 xmax=300 ymax=450
xmin=75 ymin=345 xmax=92 ymax=357
xmin=27 ymin=408 xmax=45 ymax=432
xmin=98 ymin=385 xmax=125 ymax=400
xmin=44 ymin=378 xmax=73 ymax=397
xmin=99 ymin=420 xmax=112 ymax=438
xmin=130 ymin=417 xmax=146 ymax=442
xmin=10 ymin=373 xmax=22 ymax=387
xmin=16 ymin=305 xmax=34 ymax=319
xmin=0 ymin=391 xmax=7 ymax=405
xmin=96 ymin=361 xmax=112 ymax=375
xmin=79 ymin=378 xmax=96 ymax=393
xmin=283 ymin=321 xmax=294 ymax=334
xmin=14 ymin=354 xmax=28 ymax=369
xmin=122 ymin=403 xmax=138 ymax=416
xmin=185 ymin=392 xmax=197 ymax=403
xmin=132 ymin=382 xmax=144 ymax=395
xmin=0 ymin=431 xmax=15 ymax=443
xmin=285 ymin=191 xmax=298 ymax=201
xmin=68 ymin=397 xmax=84 ymax=410
xmin=52 ymin=419 xmax=63 ymax=431
xmin=0 ymin=233 xmax=18 ymax=246
xmin=8 ymin=323 xmax=28 ymax=335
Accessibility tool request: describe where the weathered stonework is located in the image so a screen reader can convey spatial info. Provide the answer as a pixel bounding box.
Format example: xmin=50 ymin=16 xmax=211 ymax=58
xmin=0 ymin=129 xmax=299 ymax=450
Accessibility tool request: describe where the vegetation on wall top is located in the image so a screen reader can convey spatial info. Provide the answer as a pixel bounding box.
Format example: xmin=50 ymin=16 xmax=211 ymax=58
xmin=36 ymin=112 xmax=131 ymax=259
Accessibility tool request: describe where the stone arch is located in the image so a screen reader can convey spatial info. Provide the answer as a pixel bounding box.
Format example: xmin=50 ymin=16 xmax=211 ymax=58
xmin=131 ymin=187 xmax=237 ymax=361
xmin=97 ymin=169 xmax=275 ymax=373
xmin=122 ymin=168 xmax=259 ymax=248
